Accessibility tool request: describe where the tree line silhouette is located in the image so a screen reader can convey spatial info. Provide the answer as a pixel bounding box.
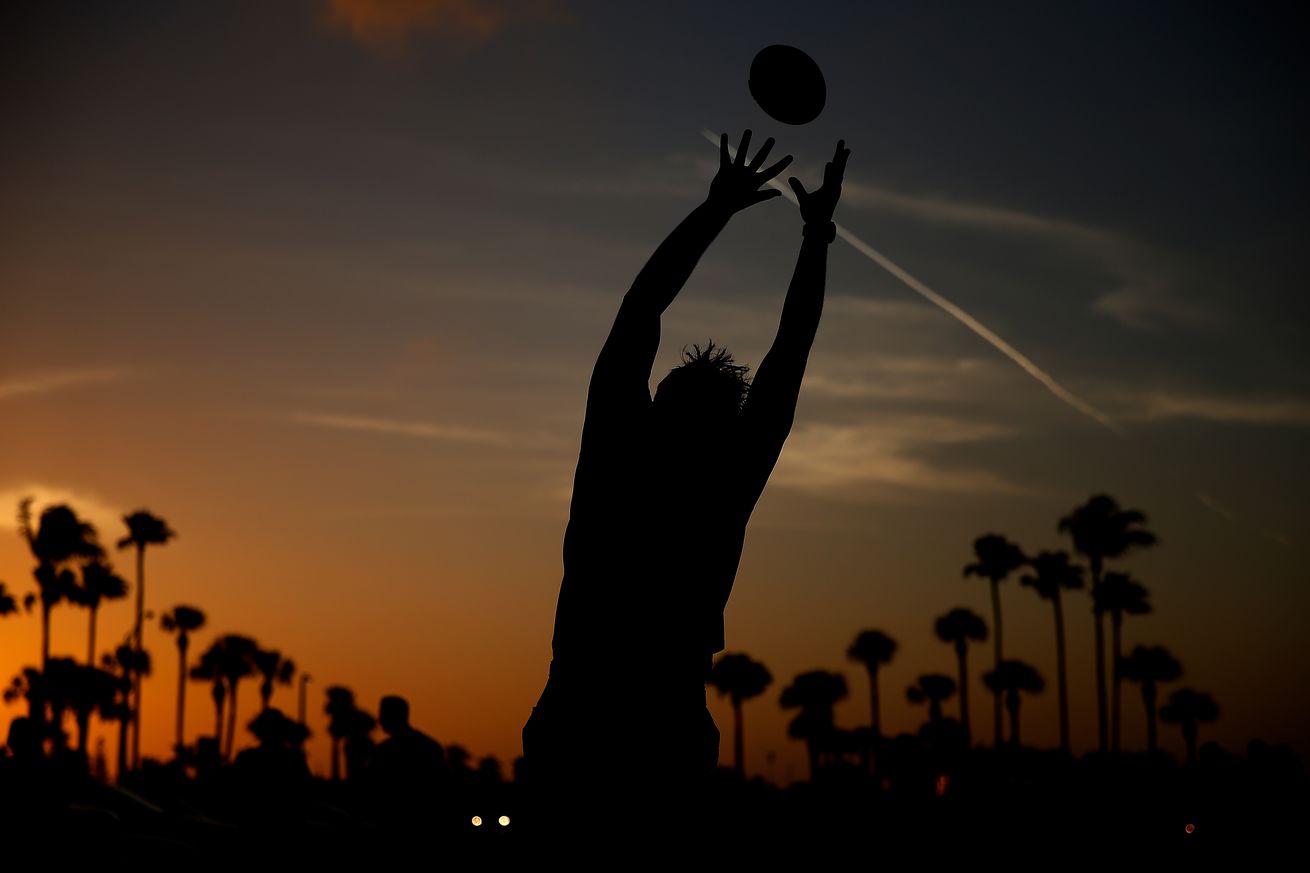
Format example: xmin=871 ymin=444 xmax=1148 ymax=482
xmin=707 ymin=494 xmax=1224 ymax=780
xmin=0 ymin=498 xmax=511 ymax=786
xmin=0 ymin=492 xmax=1301 ymax=855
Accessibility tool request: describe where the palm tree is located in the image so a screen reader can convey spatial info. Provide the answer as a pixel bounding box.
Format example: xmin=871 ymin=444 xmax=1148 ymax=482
xmin=982 ymin=660 xmax=1045 ymax=748
xmin=1159 ymin=688 xmax=1218 ymax=765
xmin=18 ymin=499 xmax=104 ymax=669
xmin=325 ymin=685 xmax=359 ymax=782
xmin=1094 ymin=572 xmax=1151 ymax=753
xmin=117 ymin=509 xmax=176 ymax=770
xmin=906 ymin=674 xmax=957 ymax=726
xmin=103 ymin=642 xmax=149 ymax=779
xmin=845 ymin=630 xmax=897 ymax=746
xmin=190 ymin=643 xmax=226 ymax=746
xmin=54 ymin=659 xmax=119 ymax=758
xmin=1119 ymin=645 xmax=1182 ymax=754
xmin=76 ymin=560 xmax=129 ymax=666
xmin=963 ymin=533 xmax=1027 ymax=746
xmin=1019 ymin=551 xmax=1084 ymax=753
xmin=1058 ymin=494 xmax=1157 ymax=753
xmin=779 ymin=671 xmax=848 ymax=782
xmin=933 ymin=608 xmax=987 ymax=745
xmin=707 ymin=652 xmax=773 ymax=777
xmin=252 ymin=648 xmax=296 ymax=712
xmin=211 ymin=633 xmax=257 ymax=760
xmin=160 ymin=605 xmax=206 ymax=753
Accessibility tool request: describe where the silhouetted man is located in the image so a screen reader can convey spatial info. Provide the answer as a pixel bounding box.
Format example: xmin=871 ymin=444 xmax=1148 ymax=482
xmin=523 ymin=131 xmax=849 ymax=834
xmin=370 ymin=695 xmax=447 ymax=829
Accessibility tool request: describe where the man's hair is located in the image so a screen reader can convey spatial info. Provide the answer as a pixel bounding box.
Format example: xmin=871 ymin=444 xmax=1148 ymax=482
xmin=656 ymin=341 xmax=752 ymax=412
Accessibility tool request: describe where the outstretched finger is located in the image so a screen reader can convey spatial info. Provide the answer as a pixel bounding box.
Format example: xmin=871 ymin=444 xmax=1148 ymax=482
xmin=757 ymin=154 xmax=793 ymax=183
xmin=719 ymin=133 xmax=729 ymax=167
xmin=735 ymin=129 xmax=752 ymax=165
xmin=748 ymin=137 xmax=775 ymax=170
xmin=749 ymin=188 xmax=783 ymax=206
xmin=788 ymin=176 xmax=808 ymax=200
xmin=825 ymin=142 xmax=850 ymax=185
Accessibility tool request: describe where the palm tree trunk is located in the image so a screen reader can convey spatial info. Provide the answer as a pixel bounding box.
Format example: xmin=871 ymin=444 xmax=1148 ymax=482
xmin=212 ymin=684 xmax=224 ymax=742
xmin=1183 ymin=723 xmax=1198 ymax=765
xmin=131 ymin=543 xmax=145 ymax=771
xmin=1091 ymin=562 xmax=1108 ymax=754
xmin=175 ymin=639 xmax=188 ymax=754
xmin=1053 ymin=593 xmax=1070 ymax=754
xmin=732 ymin=698 xmax=744 ymax=776
xmin=990 ymin=578 xmax=1003 ymax=747
xmin=806 ymin=738 xmax=820 ymax=783
xmin=869 ymin=666 xmax=882 ymax=740
xmin=87 ymin=605 xmax=99 ymax=667
xmin=1143 ymin=682 xmax=1158 ymax=753
xmin=41 ymin=601 xmax=51 ymax=671
xmin=132 ymin=669 xmax=143 ymax=770
xmin=225 ymin=681 xmax=239 ymax=761
xmin=1007 ymin=694 xmax=1021 ymax=747
xmin=955 ymin=642 xmax=970 ymax=745
xmin=332 ymin=738 xmax=342 ymax=782
xmin=116 ymin=699 xmax=129 ymax=782
xmin=1110 ymin=611 xmax=1122 ymax=754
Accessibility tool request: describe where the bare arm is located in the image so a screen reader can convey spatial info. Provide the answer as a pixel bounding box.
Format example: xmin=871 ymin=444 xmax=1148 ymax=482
xmin=741 ymin=141 xmax=851 ymax=487
xmin=589 ymin=131 xmax=793 ymax=407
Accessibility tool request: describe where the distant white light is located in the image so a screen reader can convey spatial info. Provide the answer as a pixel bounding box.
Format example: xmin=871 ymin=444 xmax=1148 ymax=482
xmin=498 ymin=815 xmax=510 ymax=827
xmin=471 ymin=816 xmax=482 ymax=827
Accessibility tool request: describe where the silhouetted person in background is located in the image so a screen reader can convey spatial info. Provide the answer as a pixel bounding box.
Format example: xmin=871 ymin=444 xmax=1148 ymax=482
xmin=369 ymin=695 xmax=448 ymax=833
xmin=230 ymin=708 xmax=312 ymax=823
xmin=2 ymin=716 xmax=42 ymax=779
xmin=524 ymin=130 xmax=850 ymax=836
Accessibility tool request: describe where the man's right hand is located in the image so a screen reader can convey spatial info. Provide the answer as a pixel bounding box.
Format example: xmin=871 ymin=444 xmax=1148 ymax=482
xmin=706 ymin=130 xmax=793 ymax=216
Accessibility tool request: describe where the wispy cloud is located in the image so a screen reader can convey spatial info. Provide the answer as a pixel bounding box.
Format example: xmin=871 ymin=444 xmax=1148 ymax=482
xmin=841 ymin=179 xmax=1208 ymax=332
xmin=803 ymin=353 xmax=995 ymax=402
xmin=288 ymin=411 xmax=509 ymax=444
xmin=319 ymin=0 xmax=556 ymax=54
xmin=1118 ymin=391 xmax=1310 ymax=427
xmin=771 ymin=415 xmax=1023 ymax=498
xmin=0 ymin=369 xmax=129 ymax=401
xmin=0 ymin=484 xmax=124 ymax=539
xmin=844 ymin=181 xmax=1112 ymax=243
xmin=525 ymin=155 xmax=709 ymax=202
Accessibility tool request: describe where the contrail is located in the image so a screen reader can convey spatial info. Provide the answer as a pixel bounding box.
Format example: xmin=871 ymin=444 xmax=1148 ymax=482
xmin=703 ymin=129 xmax=1124 ymax=436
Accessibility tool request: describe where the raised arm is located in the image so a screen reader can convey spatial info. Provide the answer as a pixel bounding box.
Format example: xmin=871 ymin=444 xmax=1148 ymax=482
xmin=589 ymin=131 xmax=793 ymax=402
xmin=740 ymin=140 xmax=850 ymax=486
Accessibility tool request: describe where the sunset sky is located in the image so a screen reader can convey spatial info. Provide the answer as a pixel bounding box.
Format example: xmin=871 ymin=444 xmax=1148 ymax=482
xmin=2 ymin=1 xmax=1307 ymax=781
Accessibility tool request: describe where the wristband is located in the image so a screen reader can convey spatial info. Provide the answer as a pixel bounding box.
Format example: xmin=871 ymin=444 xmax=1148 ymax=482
xmin=803 ymin=221 xmax=837 ymax=243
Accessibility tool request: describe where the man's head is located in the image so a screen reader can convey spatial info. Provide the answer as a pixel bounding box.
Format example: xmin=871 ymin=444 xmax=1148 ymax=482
xmin=379 ymin=695 xmax=410 ymax=736
xmin=652 ymin=342 xmax=751 ymax=430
